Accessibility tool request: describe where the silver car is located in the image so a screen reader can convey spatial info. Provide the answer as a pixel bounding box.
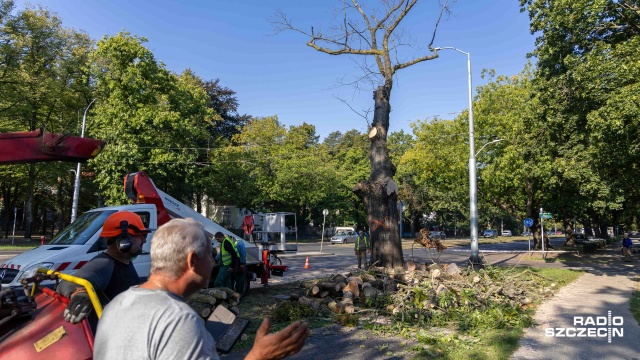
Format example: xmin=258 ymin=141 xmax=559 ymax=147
xmin=430 ymin=231 xmax=446 ymax=240
xmin=330 ymin=230 xmax=358 ymax=244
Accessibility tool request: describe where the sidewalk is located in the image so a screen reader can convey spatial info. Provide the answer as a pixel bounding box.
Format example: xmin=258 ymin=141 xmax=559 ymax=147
xmin=510 ymin=247 xmax=640 ymax=360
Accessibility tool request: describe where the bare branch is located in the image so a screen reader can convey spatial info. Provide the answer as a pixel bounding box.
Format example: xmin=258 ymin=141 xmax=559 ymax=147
xmin=427 ymin=0 xmax=452 ymax=49
xmin=393 ymin=53 xmax=439 ymax=72
xmin=351 ymin=0 xmax=385 ymax=74
xmin=334 ymin=94 xmax=371 ymax=127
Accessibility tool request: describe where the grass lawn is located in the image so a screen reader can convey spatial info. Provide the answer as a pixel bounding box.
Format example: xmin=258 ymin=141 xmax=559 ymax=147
xmin=0 ymin=238 xmax=43 ymax=250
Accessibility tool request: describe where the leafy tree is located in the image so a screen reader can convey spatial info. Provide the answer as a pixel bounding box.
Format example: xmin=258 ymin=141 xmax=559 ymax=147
xmin=322 ymin=130 xmax=370 ymax=229
xmin=89 ymin=32 xmax=215 ymax=205
xmin=0 ymin=3 xmax=92 ymax=237
xmin=399 ymin=117 xmax=468 ymax=234
xmin=201 ymin=78 xmax=252 ymax=140
xmin=521 ymin=0 xmax=640 ymax=238
xmin=230 ymin=117 xmax=342 ymax=227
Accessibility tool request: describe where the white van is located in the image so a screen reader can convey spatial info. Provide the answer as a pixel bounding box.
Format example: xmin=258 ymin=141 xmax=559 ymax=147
xmin=0 ymin=204 xmax=258 ymax=291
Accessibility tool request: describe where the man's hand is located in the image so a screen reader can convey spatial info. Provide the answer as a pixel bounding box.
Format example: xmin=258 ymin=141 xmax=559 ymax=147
xmin=245 ymin=317 xmax=309 ymax=360
xmin=63 ymin=289 xmax=92 ymax=323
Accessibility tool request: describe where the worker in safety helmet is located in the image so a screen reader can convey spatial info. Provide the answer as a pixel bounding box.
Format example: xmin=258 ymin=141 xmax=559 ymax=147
xmin=57 ymin=211 xmax=152 ymax=329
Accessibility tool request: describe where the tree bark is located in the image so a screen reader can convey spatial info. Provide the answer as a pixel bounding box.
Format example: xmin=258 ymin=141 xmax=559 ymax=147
xmin=353 ymin=86 xmax=403 ymax=269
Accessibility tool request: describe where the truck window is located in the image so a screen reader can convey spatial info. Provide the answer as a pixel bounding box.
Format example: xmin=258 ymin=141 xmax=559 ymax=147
xmin=52 ymin=210 xmax=117 ymax=245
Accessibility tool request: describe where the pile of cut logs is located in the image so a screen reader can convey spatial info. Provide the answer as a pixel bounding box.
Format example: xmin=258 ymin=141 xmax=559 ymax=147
xmin=186 ymin=287 xmax=242 ymax=318
xmin=296 ymin=272 xmax=393 ymax=314
xmin=290 ymin=260 xmax=553 ymax=318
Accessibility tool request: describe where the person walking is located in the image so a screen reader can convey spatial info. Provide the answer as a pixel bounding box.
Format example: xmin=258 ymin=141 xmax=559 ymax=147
xmin=234 ymin=236 xmax=247 ymax=296
xmin=354 ymin=230 xmax=370 ymax=269
xmin=214 ymin=232 xmax=240 ymax=288
xmin=57 ymin=211 xmax=152 ymax=330
xmin=622 ymin=233 xmax=633 ymax=262
xmin=93 ymin=218 xmax=309 ymax=360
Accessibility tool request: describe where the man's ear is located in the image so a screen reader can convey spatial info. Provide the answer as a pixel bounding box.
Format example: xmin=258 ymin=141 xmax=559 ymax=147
xmin=186 ymin=251 xmax=197 ymax=271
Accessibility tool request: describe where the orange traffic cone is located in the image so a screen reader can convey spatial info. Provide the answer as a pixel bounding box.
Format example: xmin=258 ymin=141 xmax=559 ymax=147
xmin=304 ymin=257 xmax=310 ymax=269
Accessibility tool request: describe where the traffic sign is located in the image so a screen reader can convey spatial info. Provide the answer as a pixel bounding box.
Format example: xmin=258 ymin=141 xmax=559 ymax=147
xmin=523 ymin=218 xmax=533 ymax=227
xmin=539 ymin=213 xmax=552 ymax=219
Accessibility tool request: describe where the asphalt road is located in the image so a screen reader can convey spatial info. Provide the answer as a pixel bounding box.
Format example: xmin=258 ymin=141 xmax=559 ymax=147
xmin=258 ymin=237 xmax=573 ymax=288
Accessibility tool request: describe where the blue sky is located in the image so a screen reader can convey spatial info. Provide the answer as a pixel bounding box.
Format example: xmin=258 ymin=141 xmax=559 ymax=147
xmin=15 ymin=0 xmax=535 ymax=140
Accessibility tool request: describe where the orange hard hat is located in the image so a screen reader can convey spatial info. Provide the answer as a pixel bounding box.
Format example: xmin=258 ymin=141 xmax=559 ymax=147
xmin=99 ymin=211 xmax=153 ymax=238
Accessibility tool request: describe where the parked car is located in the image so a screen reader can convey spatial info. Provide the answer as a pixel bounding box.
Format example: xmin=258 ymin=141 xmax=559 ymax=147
xmin=430 ymin=231 xmax=446 ymax=240
xmin=483 ymin=229 xmax=498 ymax=238
xmin=330 ymin=230 xmax=358 ymax=244
xmin=501 ymin=230 xmax=512 ymax=237
xmin=521 ymin=231 xmax=532 ymax=236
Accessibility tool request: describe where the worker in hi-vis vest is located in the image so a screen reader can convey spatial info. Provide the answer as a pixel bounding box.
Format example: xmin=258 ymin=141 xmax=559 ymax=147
xmin=354 ymin=230 xmax=370 ymax=269
xmin=214 ymin=232 xmax=240 ymax=288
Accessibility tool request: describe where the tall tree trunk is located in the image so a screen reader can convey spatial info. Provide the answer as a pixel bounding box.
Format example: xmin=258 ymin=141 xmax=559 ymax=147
xmin=563 ymin=212 xmax=576 ymax=246
xmin=24 ymin=163 xmax=36 ymax=239
xmin=353 ymin=86 xmax=403 ymax=268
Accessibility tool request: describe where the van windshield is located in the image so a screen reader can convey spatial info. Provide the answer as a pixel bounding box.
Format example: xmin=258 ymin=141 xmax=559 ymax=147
xmin=52 ymin=210 xmax=117 ymax=245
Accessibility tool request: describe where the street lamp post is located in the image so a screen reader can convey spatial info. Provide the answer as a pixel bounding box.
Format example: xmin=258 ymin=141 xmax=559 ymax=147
xmin=321 ymin=209 xmax=329 ymax=252
xmin=434 ymin=47 xmax=481 ymax=264
xmin=71 ymin=99 xmax=96 ymax=223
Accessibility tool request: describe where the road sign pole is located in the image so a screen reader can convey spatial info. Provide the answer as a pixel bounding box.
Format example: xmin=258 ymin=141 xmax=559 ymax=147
xmin=523 ymin=218 xmax=534 ymax=253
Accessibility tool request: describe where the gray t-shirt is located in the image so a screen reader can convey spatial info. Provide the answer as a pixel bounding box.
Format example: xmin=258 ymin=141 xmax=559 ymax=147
xmin=93 ymin=286 xmax=219 ymax=360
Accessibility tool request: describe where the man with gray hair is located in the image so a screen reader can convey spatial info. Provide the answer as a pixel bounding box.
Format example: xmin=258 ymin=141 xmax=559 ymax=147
xmin=94 ymin=218 xmax=309 ymax=360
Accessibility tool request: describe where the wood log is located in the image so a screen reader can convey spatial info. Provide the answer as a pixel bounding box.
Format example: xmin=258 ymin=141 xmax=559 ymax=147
xmin=317 ymin=290 xmax=330 ymax=298
xmin=342 ymin=290 xmax=354 ymax=300
xmin=300 ymin=280 xmax=317 ymax=289
xmin=218 ymin=287 xmax=242 ymax=300
xmin=189 ymin=293 xmax=219 ymax=305
xmin=318 ymin=282 xmax=341 ymax=292
xmin=189 ymin=301 xmax=213 ymax=318
xmin=347 ymin=277 xmax=363 ymax=286
xmin=327 ymin=301 xmax=339 ymax=313
xmin=310 ymin=285 xmax=321 ymax=297
xmin=337 ymin=282 xmax=347 ymax=290
xmin=290 ymin=294 xmax=300 ymax=301
xmin=298 ymin=296 xmax=320 ymax=310
xmin=368 ymin=280 xmax=384 ymax=289
xmin=406 ymin=260 xmax=417 ymax=272
xmin=361 ymin=286 xmax=381 ymax=300
xmin=343 ymin=281 xmax=360 ymax=298
xmin=332 ymin=274 xmax=348 ymax=284
xmin=342 ymin=304 xmax=355 ymax=314
xmin=339 ymin=298 xmax=353 ymax=306
xmin=361 ymin=273 xmax=376 ymax=282
xmin=362 ymin=282 xmax=372 ymax=289
xmin=199 ymin=288 xmax=227 ymax=300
